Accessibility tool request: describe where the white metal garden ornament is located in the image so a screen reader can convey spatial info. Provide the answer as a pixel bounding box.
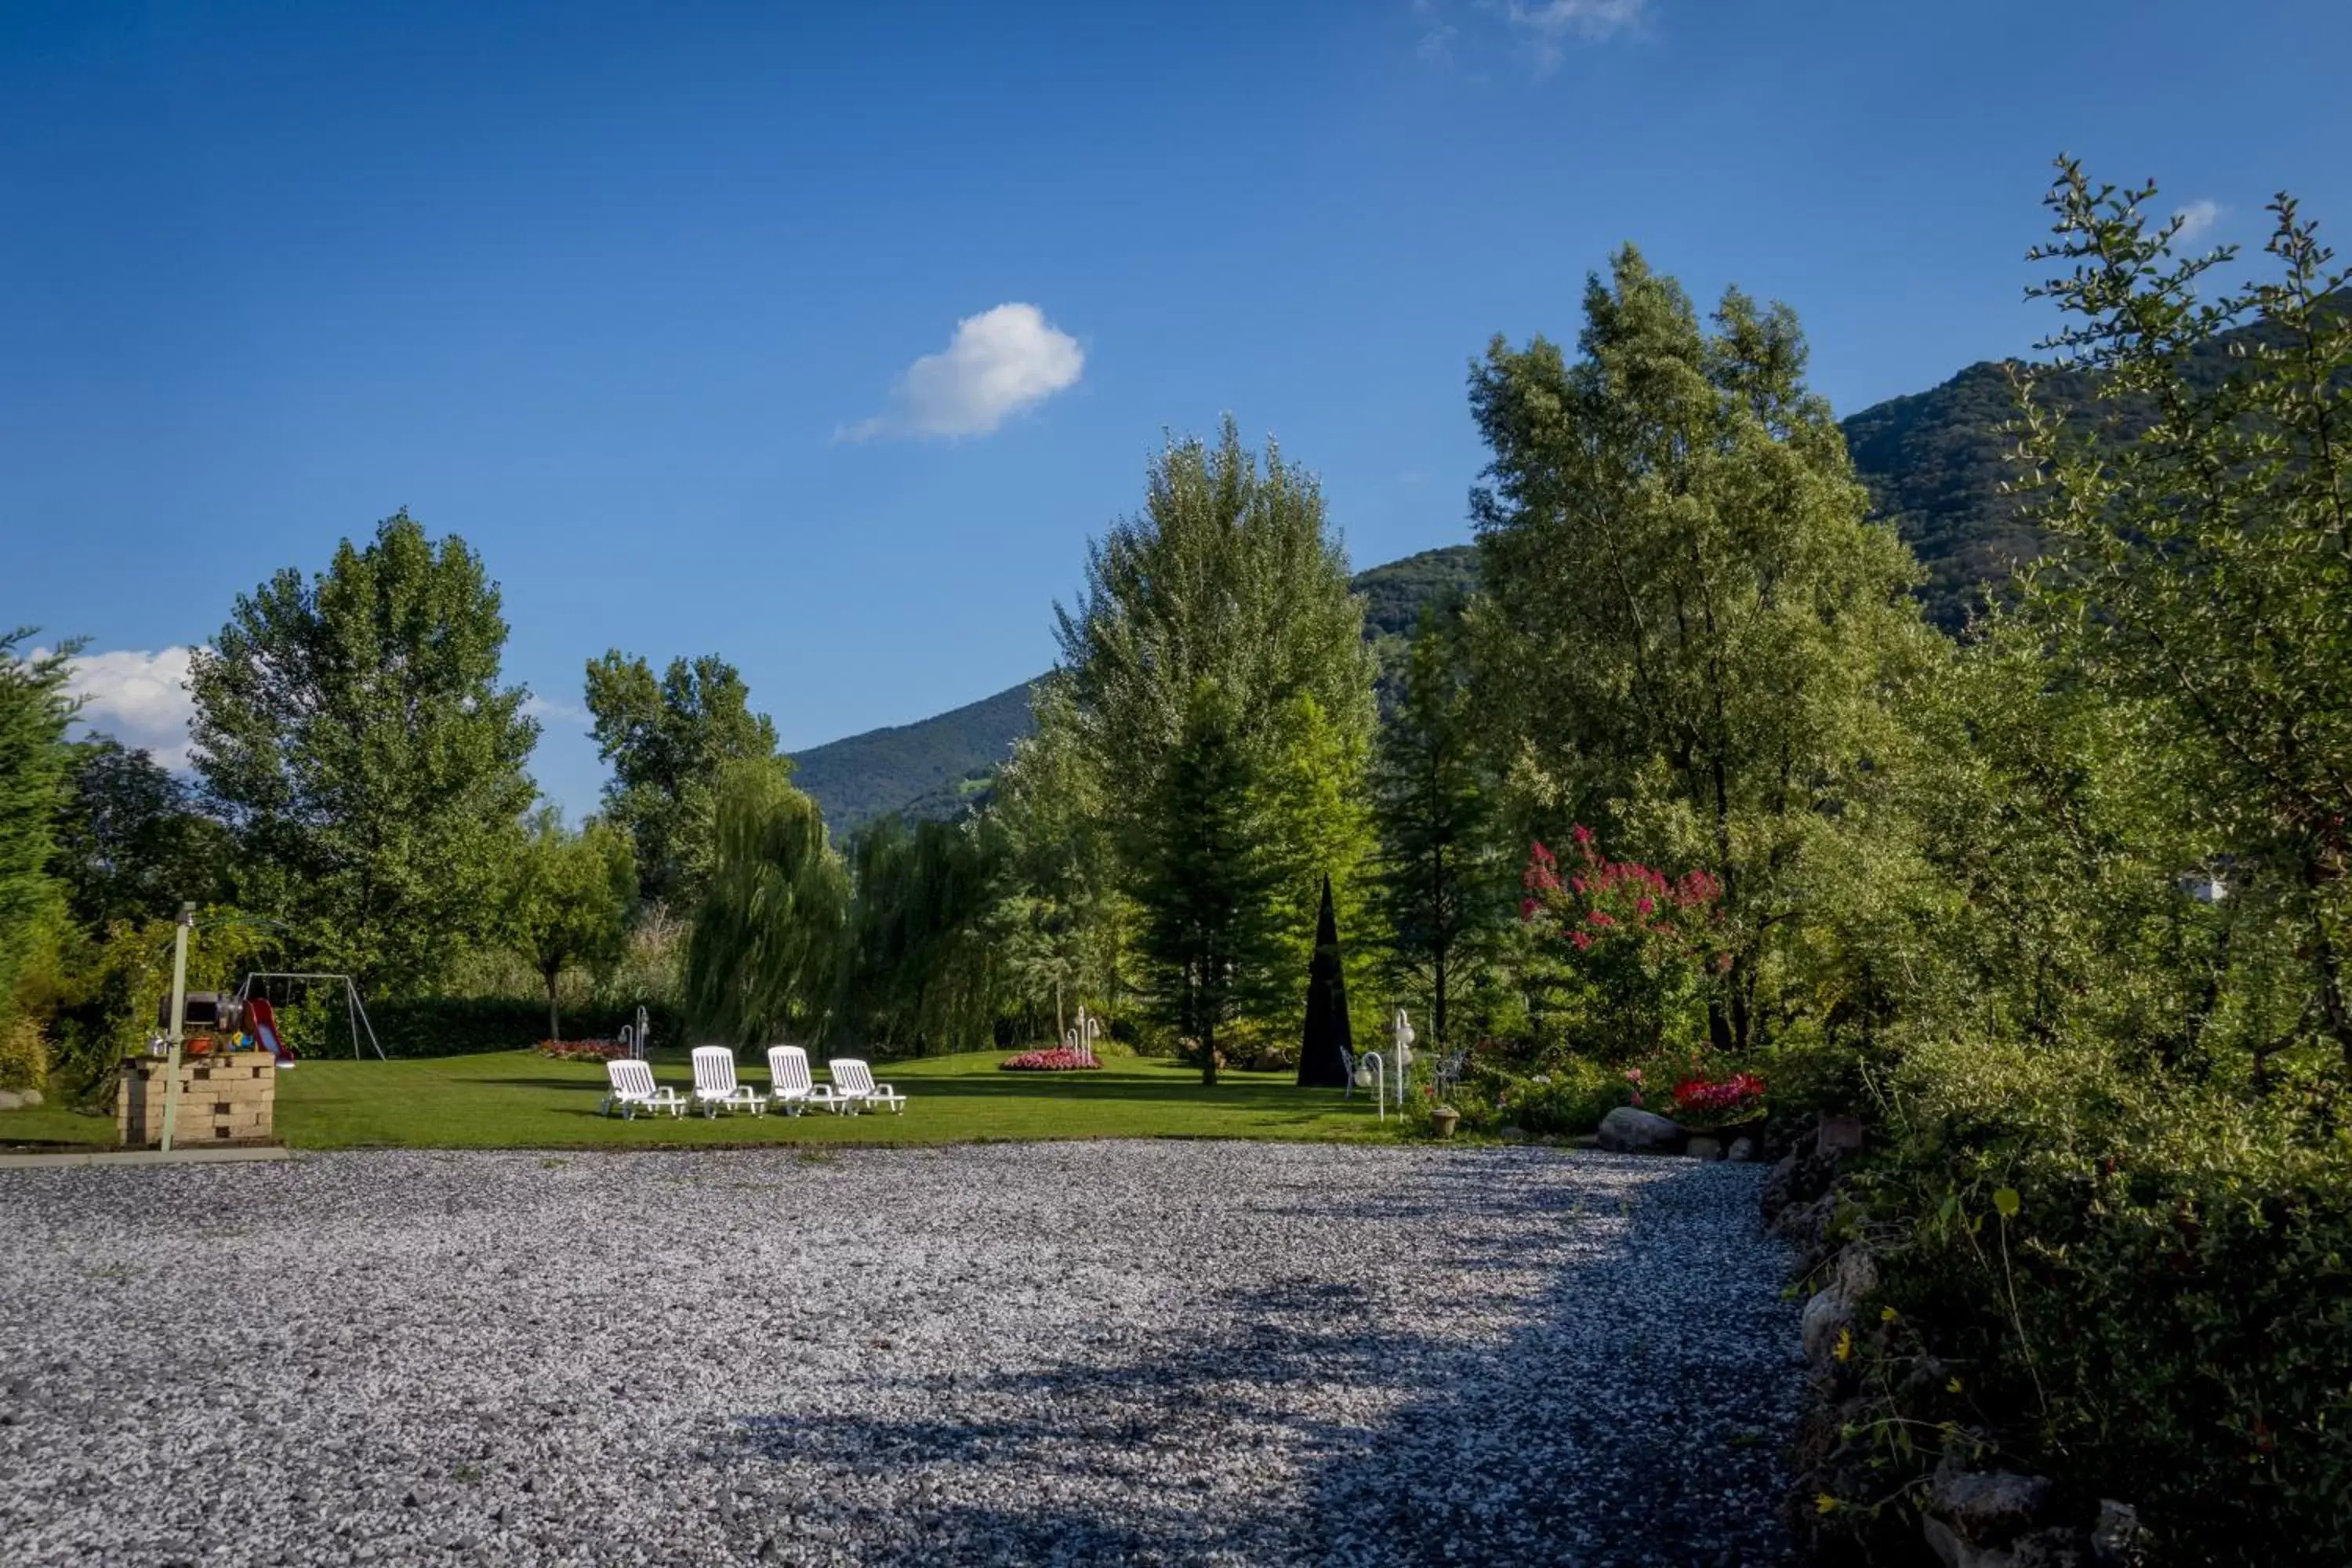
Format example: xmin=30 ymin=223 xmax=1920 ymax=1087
xmin=1353 ymin=1009 xmax=1416 ymax=1123
xmin=1064 ymin=1006 xmax=1102 ymax=1065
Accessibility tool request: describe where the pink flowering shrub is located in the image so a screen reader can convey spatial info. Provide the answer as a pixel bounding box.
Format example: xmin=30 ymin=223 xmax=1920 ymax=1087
xmin=999 ymin=1047 xmax=1102 ymax=1072
xmin=1669 ymin=1069 xmax=1766 ymax=1127
xmin=1519 ymin=826 xmax=1725 ymax=1060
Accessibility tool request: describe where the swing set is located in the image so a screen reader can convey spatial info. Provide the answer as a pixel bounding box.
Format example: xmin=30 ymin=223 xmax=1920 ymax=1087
xmin=232 ymin=973 xmax=387 ymax=1062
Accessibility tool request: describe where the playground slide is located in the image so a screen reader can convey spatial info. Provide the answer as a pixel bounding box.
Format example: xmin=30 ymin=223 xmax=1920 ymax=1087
xmin=246 ymin=996 xmax=298 ymax=1069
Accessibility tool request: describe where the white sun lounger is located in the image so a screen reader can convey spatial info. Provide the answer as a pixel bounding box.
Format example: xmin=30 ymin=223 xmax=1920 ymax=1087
xmin=691 ymin=1045 xmax=768 ymax=1118
xmin=603 ymin=1058 xmax=687 ymax=1119
xmin=764 ymin=1045 xmax=838 ymax=1116
xmin=826 ymin=1058 xmax=906 ymax=1116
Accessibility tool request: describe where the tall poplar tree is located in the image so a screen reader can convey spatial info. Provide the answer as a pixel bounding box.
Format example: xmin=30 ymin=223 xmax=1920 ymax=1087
xmin=1045 ymin=420 xmax=1378 ymax=1080
xmin=1468 ymin=249 xmax=1929 ymax=1051
xmin=191 ymin=512 xmax=539 ymax=992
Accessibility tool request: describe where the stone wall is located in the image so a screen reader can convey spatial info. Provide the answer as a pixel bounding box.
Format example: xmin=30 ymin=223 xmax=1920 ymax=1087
xmin=117 ymin=1051 xmax=276 ymax=1147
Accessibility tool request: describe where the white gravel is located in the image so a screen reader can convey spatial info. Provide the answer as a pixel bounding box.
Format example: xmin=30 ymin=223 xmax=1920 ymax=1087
xmin=0 ymin=1142 xmax=1800 ymax=1566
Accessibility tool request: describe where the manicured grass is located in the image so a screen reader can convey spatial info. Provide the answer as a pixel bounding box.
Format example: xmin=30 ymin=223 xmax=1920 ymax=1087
xmin=0 ymin=1050 xmax=1390 ymax=1151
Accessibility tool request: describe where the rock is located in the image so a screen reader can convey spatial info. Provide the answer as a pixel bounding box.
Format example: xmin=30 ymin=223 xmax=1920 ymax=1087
xmin=1799 ymin=1287 xmax=1853 ymax=1363
xmin=1816 ymin=1115 xmax=1866 ymax=1156
xmin=1595 ymin=1105 xmax=1685 ymax=1153
xmin=1923 ymin=1517 xmax=1977 ymax=1568
xmin=1726 ymin=1137 xmax=1755 ymax=1163
xmin=2012 ymin=1528 xmax=2090 ymax=1567
xmin=17 ymin=1089 xmax=39 ymax=1107
xmin=1494 ymin=1125 xmax=1528 ymax=1143
xmin=2091 ymin=1501 xmax=2151 ymax=1566
xmin=0 ymin=1091 xmax=21 ymax=1111
xmin=1686 ymin=1136 xmax=1723 ymax=1160
xmin=1930 ymin=1465 xmax=2055 ymax=1544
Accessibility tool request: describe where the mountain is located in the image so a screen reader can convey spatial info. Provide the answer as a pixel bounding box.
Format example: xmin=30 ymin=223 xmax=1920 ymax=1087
xmin=791 ymin=318 xmax=2309 ymax=829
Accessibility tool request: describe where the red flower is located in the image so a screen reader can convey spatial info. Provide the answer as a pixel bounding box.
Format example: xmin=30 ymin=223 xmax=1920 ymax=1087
xmin=1570 ymin=930 xmax=1594 ymax=950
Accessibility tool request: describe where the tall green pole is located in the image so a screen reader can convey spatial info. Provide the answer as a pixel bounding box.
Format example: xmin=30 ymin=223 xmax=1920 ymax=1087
xmin=158 ymin=902 xmax=194 ymax=1153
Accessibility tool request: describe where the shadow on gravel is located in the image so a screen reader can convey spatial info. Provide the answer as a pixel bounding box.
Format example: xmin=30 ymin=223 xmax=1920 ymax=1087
xmin=724 ymin=1156 xmax=1798 ymax=1566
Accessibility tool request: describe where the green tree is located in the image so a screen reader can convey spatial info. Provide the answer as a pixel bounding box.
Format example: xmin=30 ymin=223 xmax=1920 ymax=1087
xmin=684 ymin=759 xmax=848 ymax=1049
xmin=52 ymin=739 xmax=230 ymax=929
xmin=837 ymin=815 xmax=1004 ymax=1054
xmin=506 ymin=810 xmax=637 ymax=1040
xmin=983 ymin=683 xmax=1132 ymax=1042
xmin=1130 ymin=684 xmax=1278 ymax=1083
xmin=2014 ymin=162 xmax=2352 ymax=1065
xmin=583 ymin=652 xmax=781 ymax=913
xmin=1467 ymin=249 xmax=1929 ymax=1052
xmin=0 ymin=632 xmax=77 ymax=1019
xmin=1046 ymin=420 xmax=1379 ymax=1079
xmin=189 ymin=510 xmax=539 ymax=992
xmin=1371 ymin=605 xmax=1498 ymax=1048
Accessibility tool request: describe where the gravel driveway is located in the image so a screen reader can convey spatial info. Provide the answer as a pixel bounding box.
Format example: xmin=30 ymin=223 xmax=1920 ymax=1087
xmin=0 ymin=1142 xmax=1800 ymax=1566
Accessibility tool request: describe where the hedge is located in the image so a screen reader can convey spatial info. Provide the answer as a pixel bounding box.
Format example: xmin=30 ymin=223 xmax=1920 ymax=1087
xmin=309 ymin=998 xmax=692 ymax=1060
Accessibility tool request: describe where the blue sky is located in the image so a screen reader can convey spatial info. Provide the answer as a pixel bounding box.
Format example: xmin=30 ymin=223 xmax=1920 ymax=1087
xmin=6 ymin=0 xmax=2347 ymax=815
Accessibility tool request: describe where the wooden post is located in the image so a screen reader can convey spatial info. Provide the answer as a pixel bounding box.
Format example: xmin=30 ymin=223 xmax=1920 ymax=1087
xmin=158 ymin=902 xmax=195 ymax=1153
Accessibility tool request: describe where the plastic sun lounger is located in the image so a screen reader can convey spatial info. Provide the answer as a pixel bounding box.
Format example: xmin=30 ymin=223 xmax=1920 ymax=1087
xmin=691 ymin=1045 xmax=769 ymax=1118
xmin=764 ymin=1045 xmax=840 ymax=1116
xmin=825 ymin=1058 xmax=906 ymax=1116
xmin=603 ymin=1058 xmax=687 ymax=1119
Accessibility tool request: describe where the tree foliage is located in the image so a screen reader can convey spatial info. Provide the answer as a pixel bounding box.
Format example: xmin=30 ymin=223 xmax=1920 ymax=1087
xmin=52 ymin=739 xmax=230 ymax=929
xmin=506 ymin=809 xmax=637 ymax=1040
xmin=683 ymin=760 xmax=847 ymax=1049
xmin=1044 ymin=420 xmax=1378 ymax=1079
xmin=836 ymin=815 xmax=1004 ymax=1055
xmin=189 ymin=510 xmax=539 ymax=993
xmin=1467 ymin=248 xmax=1929 ymax=1051
xmin=1370 ymin=604 xmax=1498 ymax=1047
xmin=2014 ymin=162 xmax=2352 ymax=1065
xmin=584 ymin=651 xmax=781 ymax=914
xmin=0 ymin=631 xmax=77 ymax=1021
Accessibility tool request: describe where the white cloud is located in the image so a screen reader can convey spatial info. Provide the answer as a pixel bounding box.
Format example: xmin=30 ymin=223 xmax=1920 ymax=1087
xmin=1417 ymin=0 xmax=1646 ymax=74
xmin=841 ymin=303 xmax=1085 ymax=441
xmin=2172 ymin=198 xmax=2223 ymax=242
xmin=521 ymin=693 xmax=590 ymax=728
xmin=1501 ymin=0 xmax=1646 ymax=72
xmin=57 ymin=646 xmax=199 ymax=769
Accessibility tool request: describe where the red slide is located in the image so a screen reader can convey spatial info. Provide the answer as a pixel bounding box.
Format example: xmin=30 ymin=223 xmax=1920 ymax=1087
xmin=246 ymin=996 xmax=298 ymax=1068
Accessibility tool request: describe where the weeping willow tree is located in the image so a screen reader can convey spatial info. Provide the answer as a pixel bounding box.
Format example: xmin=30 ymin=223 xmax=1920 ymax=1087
xmin=835 ymin=815 xmax=1005 ymax=1055
xmin=684 ymin=760 xmax=848 ymax=1049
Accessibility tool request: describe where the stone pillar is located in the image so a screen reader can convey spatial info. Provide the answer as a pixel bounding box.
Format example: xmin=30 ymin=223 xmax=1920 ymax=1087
xmin=118 ymin=1051 xmax=277 ymax=1148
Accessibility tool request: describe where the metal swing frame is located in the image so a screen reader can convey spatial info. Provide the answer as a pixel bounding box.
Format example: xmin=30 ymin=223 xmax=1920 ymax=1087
xmin=232 ymin=972 xmax=387 ymax=1061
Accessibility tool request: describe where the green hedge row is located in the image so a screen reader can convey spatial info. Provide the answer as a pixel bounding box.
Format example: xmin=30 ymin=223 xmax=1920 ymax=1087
xmin=308 ymin=998 xmax=692 ymax=1060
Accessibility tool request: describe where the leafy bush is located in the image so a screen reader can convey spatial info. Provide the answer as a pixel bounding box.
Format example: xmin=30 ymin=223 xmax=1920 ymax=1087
xmin=1490 ymin=1055 xmax=1623 ymax=1135
xmin=1835 ymin=1033 xmax=2352 ymax=1563
xmin=0 ymin=1014 xmax=47 ymax=1090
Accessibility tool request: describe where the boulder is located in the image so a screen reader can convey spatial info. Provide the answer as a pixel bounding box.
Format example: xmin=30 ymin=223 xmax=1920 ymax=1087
xmin=1595 ymin=1105 xmax=1685 ymax=1153
xmin=1816 ymin=1115 xmax=1867 ymax=1156
xmin=1930 ymin=1465 xmax=2056 ymax=1544
xmin=1686 ymin=1136 xmax=1723 ymax=1160
xmin=18 ymin=1088 xmax=39 ymax=1107
xmin=1726 ymin=1136 xmax=1755 ymax=1163
xmin=0 ymin=1091 xmax=20 ymax=1112
xmin=2091 ymin=1501 xmax=2151 ymax=1566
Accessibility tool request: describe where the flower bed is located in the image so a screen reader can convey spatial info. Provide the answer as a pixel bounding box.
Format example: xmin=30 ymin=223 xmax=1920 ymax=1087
xmin=537 ymin=1039 xmax=630 ymax=1062
xmin=999 ymin=1047 xmax=1101 ymax=1072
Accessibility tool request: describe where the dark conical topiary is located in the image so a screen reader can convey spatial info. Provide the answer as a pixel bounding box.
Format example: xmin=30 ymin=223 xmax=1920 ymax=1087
xmin=1298 ymin=873 xmax=1352 ymax=1087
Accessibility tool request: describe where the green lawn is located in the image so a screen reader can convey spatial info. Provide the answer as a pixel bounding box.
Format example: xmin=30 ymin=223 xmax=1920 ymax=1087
xmin=0 ymin=1050 xmax=1392 ymax=1151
